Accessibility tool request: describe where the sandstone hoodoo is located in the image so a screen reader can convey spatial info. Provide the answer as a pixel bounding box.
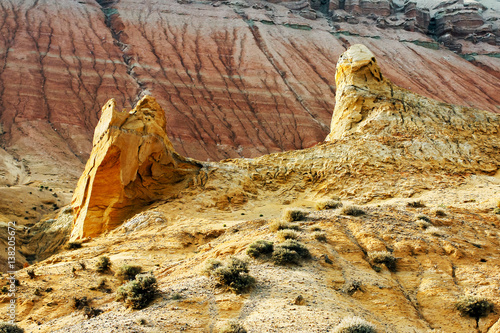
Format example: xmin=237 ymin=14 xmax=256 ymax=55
xmin=70 ymin=96 xmax=201 ymax=240
xmin=325 ymin=44 xmax=499 ymax=176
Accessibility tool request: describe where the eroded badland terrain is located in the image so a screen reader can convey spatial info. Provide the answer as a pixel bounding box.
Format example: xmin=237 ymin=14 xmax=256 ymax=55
xmin=1 ymin=0 xmax=500 ymax=332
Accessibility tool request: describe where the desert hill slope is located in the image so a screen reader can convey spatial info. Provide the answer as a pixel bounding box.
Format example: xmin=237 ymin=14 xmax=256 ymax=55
xmin=1 ymin=0 xmax=500 ymax=227
xmin=0 ymin=44 xmax=499 ymax=333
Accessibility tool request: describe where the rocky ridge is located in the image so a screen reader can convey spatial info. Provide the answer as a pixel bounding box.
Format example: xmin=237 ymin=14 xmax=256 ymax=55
xmin=0 ymin=0 xmax=499 ymax=203
xmin=0 ymin=43 xmax=499 ymax=332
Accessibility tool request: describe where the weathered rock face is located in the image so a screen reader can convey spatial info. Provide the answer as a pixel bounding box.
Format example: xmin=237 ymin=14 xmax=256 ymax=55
xmin=344 ymin=0 xmax=393 ymax=16
xmin=0 ymin=0 xmax=499 ymax=203
xmin=325 ymin=44 xmax=499 ymax=177
xmin=70 ymin=96 xmax=201 ymax=240
xmin=5 ymin=44 xmax=500 ymax=333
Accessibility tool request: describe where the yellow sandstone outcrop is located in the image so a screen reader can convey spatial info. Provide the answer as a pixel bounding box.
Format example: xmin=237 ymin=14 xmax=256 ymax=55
xmin=70 ymin=96 xmax=201 ymax=240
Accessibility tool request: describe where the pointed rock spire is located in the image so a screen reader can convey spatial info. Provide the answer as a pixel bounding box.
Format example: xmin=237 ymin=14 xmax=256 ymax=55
xmin=70 ymin=96 xmax=201 ymax=240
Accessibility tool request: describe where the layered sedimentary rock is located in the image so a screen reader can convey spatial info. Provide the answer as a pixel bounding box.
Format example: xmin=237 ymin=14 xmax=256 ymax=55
xmin=325 ymin=44 xmax=499 ymax=176
xmin=70 ymin=96 xmax=201 ymax=240
xmin=0 ymin=0 xmax=499 ymax=200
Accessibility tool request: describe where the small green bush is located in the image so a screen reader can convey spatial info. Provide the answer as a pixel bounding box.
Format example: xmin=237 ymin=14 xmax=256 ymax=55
xmin=416 ymin=220 xmax=431 ymax=230
xmin=368 ymin=251 xmax=396 ymax=272
xmin=425 ymin=226 xmax=445 ymax=237
xmin=171 ymin=292 xmax=182 ymax=300
xmin=71 ymin=296 xmax=89 ymax=310
xmin=333 ymin=316 xmax=377 ymax=333
xmin=312 ymin=231 xmax=327 ymax=242
xmin=115 ymin=265 xmax=142 ymax=281
xmin=272 ymin=240 xmax=310 ymax=265
xmin=246 ymin=240 xmax=274 ymax=258
xmin=455 ymin=295 xmax=494 ymax=319
xmin=66 ymin=241 xmax=82 ymax=250
xmin=416 ymin=214 xmax=431 ymax=222
xmin=116 ymin=273 xmax=158 ymax=309
xmin=277 ymin=229 xmax=299 ymax=241
xmin=0 ymin=322 xmax=24 ymax=333
xmin=279 ymin=239 xmax=311 ymax=258
xmin=340 ymin=206 xmax=366 ymax=216
xmin=269 ymin=219 xmax=300 ymax=232
xmin=493 ymin=208 xmax=500 ymax=214
xmin=203 ymin=259 xmax=223 ymax=275
xmin=272 ymin=247 xmax=300 ymax=265
xmin=407 ymin=200 xmax=425 ymax=208
xmin=282 ymin=208 xmax=307 ymax=222
xmin=212 ymin=257 xmax=255 ymax=294
xmin=432 ymin=208 xmax=447 ymax=217
xmin=83 ymin=306 xmax=103 ymax=319
xmin=219 ymin=321 xmax=247 ymax=333
xmin=316 ymin=199 xmax=342 ymax=210
xmin=95 ymin=256 xmax=111 ymax=273
xmin=27 ymin=269 xmax=36 ymax=279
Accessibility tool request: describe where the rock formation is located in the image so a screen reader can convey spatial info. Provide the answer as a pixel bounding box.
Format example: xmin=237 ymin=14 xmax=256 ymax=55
xmin=0 ymin=0 xmax=499 ymax=203
xmin=3 ymin=43 xmax=500 ymax=333
xmin=326 ymin=44 xmax=499 ymax=175
xmin=70 ymin=96 xmax=201 ymax=240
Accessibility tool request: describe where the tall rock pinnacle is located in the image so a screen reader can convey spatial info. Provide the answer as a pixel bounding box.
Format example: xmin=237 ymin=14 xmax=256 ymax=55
xmin=325 ymin=44 xmax=499 ymax=176
xmin=70 ymin=96 xmax=201 ymax=240
xmin=326 ymin=44 xmax=393 ymax=141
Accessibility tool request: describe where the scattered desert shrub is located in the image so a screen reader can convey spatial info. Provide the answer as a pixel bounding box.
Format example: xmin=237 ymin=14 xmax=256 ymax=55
xmin=277 ymin=229 xmax=299 ymax=241
xmin=83 ymin=306 xmax=103 ymax=319
xmin=344 ymin=280 xmax=362 ymax=295
xmin=340 ymin=206 xmax=366 ymax=217
xmin=455 ymin=295 xmax=494 ymax=319
xmin=416 ymin=215 xmax=431 ymax=223
xmin=246 ymin=240 xmax=274 ymax=258
xmin=203 ymin=259 xmax=223 ymax=275
xmin=269 ymin=219 xmax=300 ymax=232
xmin=368 ymin=251 xmax=396 ymax=272
xmin=407 ymin=200 xmax=425 ymax=208
xmin=115 ymin=265 xmax=142 ymax=281
xmin=272 ymin=247 xmax=301 ymax=265
xmin=425 ymin=226 xmax=445 ymax=237
xmin=33 ymin=287 xmax=42 ymax=296
xmin=27 ymin=269 xmax=36 ymax=279
xmin=416 ymin=220 xmax=431 ymax=229
xmin=219 ymin=321 xmax=247 ymax=333
xmin=272 ymin=240 xmax=310 ymax=265
xmin=78 ymin=261 xmax=86 ymax=270
xmin=279 ymin=239 xmax=311 ymax=258
xmin=95 ymin=256 xmax=111 ymax=273
xmin=432 ymin=208 xmax=447 ymax=217
xmin=211 ymin=257 xmax=255 ymax=294
xmin=493 ymin=208 xmax=500 ymax=214
xmin=333 ymin=316 xmax=377 ymax=333
xmin=171 ymin=292 xmax=182 ymax=300
xmin=312 ymin=231 xmax=327 ymax=242
xmin=116 ymin=273 xmax=158 ymax=309
xmin=0 ymin=322 xmax=24 ymax=333
xmin=136 ymin=318 xmax=148 ymax=325
xmin=71 ymin=296 xmax=89 ymax=310
xmin=66 ymin=241 xmax=82 ymax=250
xmin=90 ymin=277 xmax=109 ymax=292
xmin=316 ymin=199 xmax=342 ymax=211
xmin=282 ymin=208 xmax=307 ymax=222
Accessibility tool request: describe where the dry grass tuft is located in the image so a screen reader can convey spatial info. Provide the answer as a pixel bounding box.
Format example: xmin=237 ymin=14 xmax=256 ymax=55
xmin=282 ymin=208 xmax=307 ymax=222
xmin=277 ymin=229 xmax=299 ymax=241
xmin=315 ymin=199 xmax=342 ymax=210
